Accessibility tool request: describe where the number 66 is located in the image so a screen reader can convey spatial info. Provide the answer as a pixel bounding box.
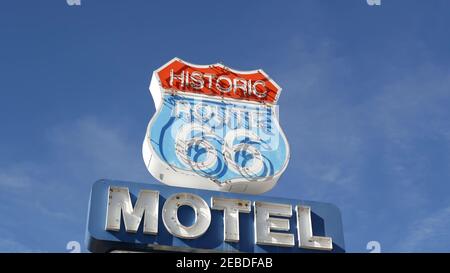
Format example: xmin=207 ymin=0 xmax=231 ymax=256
xmin=175 ymin=124 xmax=264 ymax=177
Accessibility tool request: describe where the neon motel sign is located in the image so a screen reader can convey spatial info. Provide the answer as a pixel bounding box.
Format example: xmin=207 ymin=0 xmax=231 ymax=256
xmin=85 ymin=59 xmax=345 ymax=253
xmin=142 ymin=58 xmax=289 ymax=194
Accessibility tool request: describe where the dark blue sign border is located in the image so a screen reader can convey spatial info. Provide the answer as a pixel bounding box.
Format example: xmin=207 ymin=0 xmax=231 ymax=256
xmin=86 ymin=179 xmax=345 ymax=253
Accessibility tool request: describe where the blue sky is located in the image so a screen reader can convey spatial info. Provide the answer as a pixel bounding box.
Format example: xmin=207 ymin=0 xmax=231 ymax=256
xmin=1 ymin=0 xmax=450 ymax=252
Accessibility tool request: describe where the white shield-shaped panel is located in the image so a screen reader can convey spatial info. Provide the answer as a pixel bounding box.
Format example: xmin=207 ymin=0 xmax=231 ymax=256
xmin=143 ymin=58 xmax=289 ymax=194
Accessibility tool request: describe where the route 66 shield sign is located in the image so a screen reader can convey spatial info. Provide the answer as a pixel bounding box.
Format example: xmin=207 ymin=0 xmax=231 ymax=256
xmin=143 ymin=58 xmax=290 ymax=194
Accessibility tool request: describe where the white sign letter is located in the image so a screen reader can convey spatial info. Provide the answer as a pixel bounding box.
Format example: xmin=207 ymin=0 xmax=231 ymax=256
xmin=105 ymin=187 xmax=159 ymax=234
xmin=162 ymin=193 xmax=211 ymax=239
xmin=296 ymin=205 xmax=333 ymax=251
xmin=211 ymin=197 xmax=251 ymax=242
xmin=254 ymin=201 xmax=294 ymax=247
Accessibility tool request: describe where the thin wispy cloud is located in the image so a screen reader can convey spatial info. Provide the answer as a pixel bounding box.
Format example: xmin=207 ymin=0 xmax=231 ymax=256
xmin=0 ymin=238 xmax=34 ymax=253
xmin=396 ymin=205 xmax=450 ymax=252
xmin=48 ymin=117 xmax=149 ymax=182
xmin=269 ymin=33 xmax=450 ymax=251
xmin=0 ymin=116 xmax=148 ymax=252
xmin=0 ymin=170 xmax=32 ymax=190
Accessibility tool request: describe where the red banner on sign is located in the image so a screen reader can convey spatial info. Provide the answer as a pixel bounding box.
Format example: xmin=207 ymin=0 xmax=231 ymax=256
xmin=156 ymin=58 xmax=281 ymax=104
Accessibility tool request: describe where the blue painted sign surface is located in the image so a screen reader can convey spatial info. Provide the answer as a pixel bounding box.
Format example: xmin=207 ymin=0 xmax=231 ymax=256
xmin=148 ymin=95 xmax=288 ymax=183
